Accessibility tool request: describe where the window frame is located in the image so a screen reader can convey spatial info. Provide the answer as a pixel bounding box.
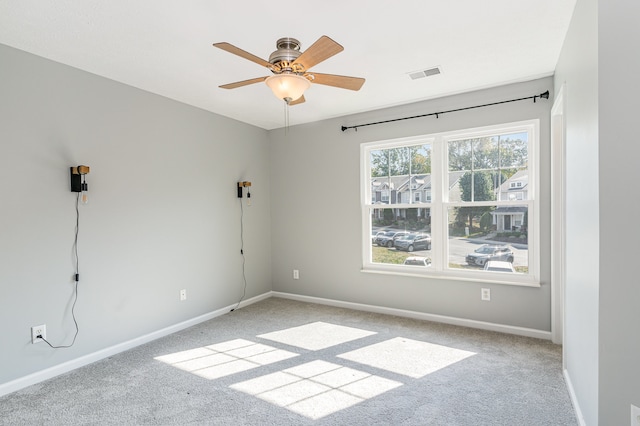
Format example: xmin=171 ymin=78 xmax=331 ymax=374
xmin=360 ymin=120 xmax=540 ymax=287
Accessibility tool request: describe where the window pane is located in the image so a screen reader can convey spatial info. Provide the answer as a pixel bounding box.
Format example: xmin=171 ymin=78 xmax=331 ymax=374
xmin=371 ymin=177 xmax=392 ymax=204
xmin=370 ymin=145 xmax=430 ymax=177
xmin=370 ymin=144 xmax=431 ymax=206
xmin=447 ymin=205 xmax=528 ymax=274
xmin=496 ymin=169 xmax=530 ymax=201
xmin=497 ymin=132 xmax=528 ymax=169
xmin=472 ymin=137 xmax=499 ymax=170
xmin=457 ymin=171 xmax=499 ymax=202
xmin=371 ymin=207 xmax=432 ymax=267
xmin=448 ymin=133 xmax=528 ymax=203
xmin=370 ymin=149 xmax=389 ymax=177
xmin=448 ymin=140 xmax=472 ymax=172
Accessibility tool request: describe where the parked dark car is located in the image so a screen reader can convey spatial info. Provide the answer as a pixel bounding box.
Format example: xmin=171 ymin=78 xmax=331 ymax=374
xmin=376 ymin=231 xmax=409 ymax=247
xmin=466 ymin=244 xmax=514 ymax=266
xmin=394 ymin=233 xmax=432 ymax=251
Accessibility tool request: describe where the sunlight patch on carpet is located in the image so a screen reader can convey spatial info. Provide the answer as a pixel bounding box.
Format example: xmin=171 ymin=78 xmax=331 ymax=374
xmin=230 ymin=360 xmax=402 ymax=419
xmin=257 ymin=321 xmax=377 ymax=350
xmin=338 ymin=337 xmax=475 ymax=378
xmin=155 ymin=338 xmax=299 ymax=380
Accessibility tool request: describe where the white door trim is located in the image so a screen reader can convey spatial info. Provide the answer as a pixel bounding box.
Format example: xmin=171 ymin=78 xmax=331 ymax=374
xmin=550 ymin=84 xmax=566 ymax=346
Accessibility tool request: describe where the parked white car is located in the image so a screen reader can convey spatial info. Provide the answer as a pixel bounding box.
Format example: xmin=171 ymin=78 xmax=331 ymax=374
xmin=484 ymin=260 xmax=515 ymax=273
xmin=403 ymin=256 xmax=432 ymax=267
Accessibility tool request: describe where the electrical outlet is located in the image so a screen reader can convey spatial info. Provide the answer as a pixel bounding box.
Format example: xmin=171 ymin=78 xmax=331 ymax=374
xmin=632 ymin=404 xmax=640 ymax=425
xmin=180 ymin=289 xmax=187 ymax=301
xmin=31 ymin=324 xmax=46 ymax=344
xmin=293 ymin=269 xmax=299 ymax=280
xmin=481 ymin=288 xmax=491 ymax=301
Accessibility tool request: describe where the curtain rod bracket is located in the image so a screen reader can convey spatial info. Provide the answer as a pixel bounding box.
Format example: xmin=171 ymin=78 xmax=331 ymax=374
xmin=533 ymin=90 xmax=550 ymax=103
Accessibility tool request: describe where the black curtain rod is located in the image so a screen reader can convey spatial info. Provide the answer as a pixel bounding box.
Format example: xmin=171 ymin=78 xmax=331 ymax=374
xmin=341 ymin=90 xmax=550 ymax=132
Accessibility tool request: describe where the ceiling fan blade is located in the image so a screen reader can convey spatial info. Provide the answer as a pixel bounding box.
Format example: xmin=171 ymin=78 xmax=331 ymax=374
xmin=292 ymin=36 xmax=343 ymax=71
xmin=219 ymin=76 xmax=268 ymax=89
xmin=308 ymin=73 xmax=365 ymax=91
xmin=213 ymin=42 xmax=273 ymax=69
xmin=288 ymin=95 xmax=306 ymax=106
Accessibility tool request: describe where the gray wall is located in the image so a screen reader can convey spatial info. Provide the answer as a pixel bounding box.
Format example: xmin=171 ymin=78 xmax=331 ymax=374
xmin=555 ymin=0 xmax=640 ymax=424
xmin=553 ymin=0 xmax=600 ymax=423
xmin=269 ymin=77 xmax=553 ymax=332
xmin=0 ymin=44 xmax=272 ymax=385
xmin=598 ymin=0 xmax=640 ymax=424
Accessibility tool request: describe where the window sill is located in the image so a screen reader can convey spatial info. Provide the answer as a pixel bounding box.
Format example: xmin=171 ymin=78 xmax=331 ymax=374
xmin=361 ymin=266 xmax=541 ymax=288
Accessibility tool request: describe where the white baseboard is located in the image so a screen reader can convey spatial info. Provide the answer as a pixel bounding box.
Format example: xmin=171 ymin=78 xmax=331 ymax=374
xmin=272 ymin=291 xmax=553 ymax=340
xmin=0 ymin=292 xmax=271 ymax=398
xmin=1 ymin=290 xmax=550 ymax=398
xmin=563 ymin=368 xmax=587 ymax=426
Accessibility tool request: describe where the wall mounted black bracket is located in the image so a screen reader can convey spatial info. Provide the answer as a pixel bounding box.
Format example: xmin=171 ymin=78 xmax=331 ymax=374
xmin=70 ymin=166 xmax=90 ymax=192
xmin=237 ymin=181 xmax=251 ymax=198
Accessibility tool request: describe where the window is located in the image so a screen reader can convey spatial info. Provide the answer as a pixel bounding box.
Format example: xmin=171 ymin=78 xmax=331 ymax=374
xmin=508 ymin=192 xmax=524 ymax=201
xmin=361 ymin=121 xmax=539 ymax=286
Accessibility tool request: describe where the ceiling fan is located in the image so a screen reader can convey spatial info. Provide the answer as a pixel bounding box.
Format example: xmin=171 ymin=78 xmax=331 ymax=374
xmin=213 ymin=36 xmax=365 ymax=105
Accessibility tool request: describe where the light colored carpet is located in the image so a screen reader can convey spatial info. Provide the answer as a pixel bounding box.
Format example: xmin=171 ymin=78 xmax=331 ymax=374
xmin=0 ymin=297 xmax=577 ymax=425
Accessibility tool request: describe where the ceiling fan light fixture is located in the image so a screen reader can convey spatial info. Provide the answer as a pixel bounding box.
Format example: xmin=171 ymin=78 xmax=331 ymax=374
xmin=265 ymin=74 xmax=310 ymax=103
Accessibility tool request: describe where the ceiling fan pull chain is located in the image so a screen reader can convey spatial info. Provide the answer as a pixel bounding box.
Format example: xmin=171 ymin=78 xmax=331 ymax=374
xmin=284 ymin=100 xmax=290 ymax=134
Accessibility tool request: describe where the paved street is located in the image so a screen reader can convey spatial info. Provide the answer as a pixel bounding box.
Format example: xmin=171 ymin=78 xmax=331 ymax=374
xmin=447 ymin=237 xmax=528 ymax=267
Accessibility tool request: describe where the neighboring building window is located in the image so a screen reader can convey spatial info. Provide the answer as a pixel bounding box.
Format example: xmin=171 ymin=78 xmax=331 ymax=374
xmin=508 ymin=192 xmax=524 ymax=200
xmin=362 ymin=121 xmax=538 ymax=285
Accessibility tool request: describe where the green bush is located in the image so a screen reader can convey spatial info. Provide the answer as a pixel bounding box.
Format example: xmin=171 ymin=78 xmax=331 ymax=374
xmin=383 ymin=209 xmax=394 ymax=222
xmin=480 ymin=212 xmax=493 ymax=232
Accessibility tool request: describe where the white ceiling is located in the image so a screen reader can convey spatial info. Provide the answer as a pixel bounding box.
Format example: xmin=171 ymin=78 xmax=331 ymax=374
xmin=0 ymin=1 xmax=576 ymax=130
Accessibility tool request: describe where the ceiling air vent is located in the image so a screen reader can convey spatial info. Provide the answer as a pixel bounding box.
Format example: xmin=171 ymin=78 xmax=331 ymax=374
xmin=408 ymin=67 xmax=441 ymax=80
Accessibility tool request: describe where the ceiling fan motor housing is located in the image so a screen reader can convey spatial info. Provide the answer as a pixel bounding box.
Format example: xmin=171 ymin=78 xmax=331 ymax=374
xmin=269 ymin=37 xmax=302 ymax=72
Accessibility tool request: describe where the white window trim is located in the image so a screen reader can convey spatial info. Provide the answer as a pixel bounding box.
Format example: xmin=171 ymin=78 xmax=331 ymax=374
xmin=360 ymin=120 xmax=540 ymax=287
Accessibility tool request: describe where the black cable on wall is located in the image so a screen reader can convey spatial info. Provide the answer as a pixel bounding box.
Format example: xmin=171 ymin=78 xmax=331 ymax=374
xmin=231 ymin=192 xmax=248 ymax=312
xmin=39 ymin=192 xmax=81 ymax=348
